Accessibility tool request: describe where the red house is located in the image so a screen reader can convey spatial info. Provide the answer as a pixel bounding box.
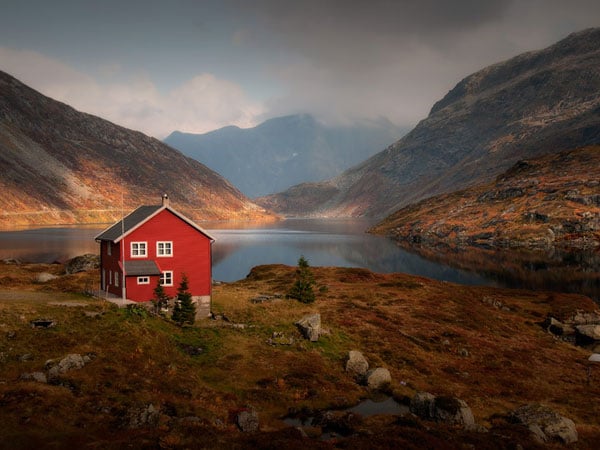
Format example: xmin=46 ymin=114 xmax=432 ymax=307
xmin=95 ymin=195 xmax=215 ymax=316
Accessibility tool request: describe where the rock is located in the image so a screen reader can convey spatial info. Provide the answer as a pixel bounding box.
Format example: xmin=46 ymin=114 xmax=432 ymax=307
xmin=509 ymin=404 xmax=578 ymax=444
xmin=589 ymin=353 xmax=600 ymax=362
xmin=346 ymin=350 xmax=369 ymax=378
xmin=295 ymin=313 xmax=321 ymax=342
xmin=410 ymin=392 xmax=475 ymax=428
xmin=20 ymin=372 xmax=47 ymax=383
xmin=364 ymin=367 xmax=391 ymax=390
xmin=267 ymin=331 xmax=295 ymax=346
xmin=30 ymin=318 xmax=56 ymax=329
xmin=575 ymin=324 xmax=600 ymax=345
xmin=125 ymin=403 xmax=160 ymax=429
xmin=313 ymin=410 xmax=361 ymax=436
xmin=64 ymin=254 xmax=99 ymax=274
xmin=35 ymin=272 xmax=58 ymax=283
xmin=47 ymin=353 xmax=86 ymax=380
xmin=543 ymin=317 xmax=575 ymax=336
xmin=236 ymin=407 xmax=259 ymax=432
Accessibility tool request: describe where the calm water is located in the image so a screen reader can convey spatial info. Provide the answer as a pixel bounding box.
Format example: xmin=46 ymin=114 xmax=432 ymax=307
xmin=1 ymin=219 xmax=598 ymax=300
xmin=0 ymin=219 xmax=496 ymax=287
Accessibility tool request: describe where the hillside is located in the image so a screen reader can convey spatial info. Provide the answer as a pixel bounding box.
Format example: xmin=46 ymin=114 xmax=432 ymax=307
xmin=256 ymin=28 xmax=600 ymax=218
xmin=164 ymin=114 xmax=404 ymax=197
xmin=1 ymin=261 xmax=600 ymax=448
xmin=0 ymin=71 xmax=273 ymax=227
xmin=372 ymin=146 xmax=600 ymax=252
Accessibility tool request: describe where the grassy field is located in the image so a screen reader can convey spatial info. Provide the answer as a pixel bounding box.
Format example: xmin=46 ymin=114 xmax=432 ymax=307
xmin=1 ymin=261 xmax=599 ymax=448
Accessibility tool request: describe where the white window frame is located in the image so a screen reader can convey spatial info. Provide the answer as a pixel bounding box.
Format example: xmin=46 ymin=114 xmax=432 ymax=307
xmin=130 ymin=241 xmax=147 ymax=258
xmin=137 ymin=276 xmax=150 ymax=285
xmin=160 ymin=271 xmax=173 ymax=286
xmin=156 ymin=241 xmax=173 ymax=257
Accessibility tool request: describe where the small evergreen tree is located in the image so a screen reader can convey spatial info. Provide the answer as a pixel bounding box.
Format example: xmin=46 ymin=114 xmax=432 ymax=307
xmin=288 ymin=255 xmax=316 ymax=304
xmin=172 ymin=274 xmax=196 ymax=325
xmin=152 ymin=279 xmax=170 ymax=314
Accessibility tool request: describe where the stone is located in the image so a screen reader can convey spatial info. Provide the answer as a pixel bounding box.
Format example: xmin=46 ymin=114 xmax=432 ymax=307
xmin=64 ymin=254 xmax=100 ymax=274
xmin=575 ymin=324 xmax=600 ymax=345
xmin=35 ymin=272 xmax=58 ymax=283
xmin=125 ymin=403 xmax=160 ymax=429
xmin=589 ymin=353 xmax=600 ymax=362
xmin=295 ymin=313 xmax=321 ymax=342
xmin=47 ymin=353 xmax=86 ymax=380
xmin=30 ymin=318 xmax=56 ymax=329
xmin=364 ymin=367 xmax=391 ymax=390
xmin=410 ymin=392 xmax=475 ymax=428
xmin=509 ymin=404 xmax=578 ymax=444
xmin=345 ymin=350 xmax=369 ymax=378
xmin=20 ymin=372 xmax=47 ymax=383
xmin=236 ymin=407 xmax=259 ymax=432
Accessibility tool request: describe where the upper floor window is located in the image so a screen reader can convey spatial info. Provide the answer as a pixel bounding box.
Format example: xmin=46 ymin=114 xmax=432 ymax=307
xmin=131 ymin=242 xmax=147 ymax=258
xmin=107 ymin=242 xmax=112 ymax=256
xmin=157 ymin=241 xmax=173 ymax=257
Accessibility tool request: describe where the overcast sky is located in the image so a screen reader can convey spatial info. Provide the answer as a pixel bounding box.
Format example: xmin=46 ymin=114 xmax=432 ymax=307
xmin=1 ymin=0 xmax=599 ymax=138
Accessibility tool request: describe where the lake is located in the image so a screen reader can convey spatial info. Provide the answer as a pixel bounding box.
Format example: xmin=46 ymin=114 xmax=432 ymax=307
xmin=0 ymin=219 xmax=597 ymax=301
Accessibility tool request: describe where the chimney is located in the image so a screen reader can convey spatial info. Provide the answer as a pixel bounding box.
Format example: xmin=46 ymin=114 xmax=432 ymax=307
xmin=161 ymin=193 xmax=170 ymax=207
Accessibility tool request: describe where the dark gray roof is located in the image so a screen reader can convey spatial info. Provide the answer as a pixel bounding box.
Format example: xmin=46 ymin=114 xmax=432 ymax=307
xmin=95 ymin=205 xmax=162 ymax=242
xmin=123 ymin=260 xmax=161 ymax=276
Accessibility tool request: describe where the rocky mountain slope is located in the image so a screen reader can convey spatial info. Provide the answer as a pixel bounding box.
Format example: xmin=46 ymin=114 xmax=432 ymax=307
xmin=0 ymin=71 xmax=273 ymax=227
xmin=164 ymin=114 xmax=404 ymax=197
xmin=371 ymin=146 xmax=600 ymax=252
xmin=257 ymin=28 xmax=600 ymax=218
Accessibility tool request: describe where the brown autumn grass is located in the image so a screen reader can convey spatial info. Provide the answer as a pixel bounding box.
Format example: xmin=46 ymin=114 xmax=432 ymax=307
xmin=1 ymin=261 xmax=600 ymax=448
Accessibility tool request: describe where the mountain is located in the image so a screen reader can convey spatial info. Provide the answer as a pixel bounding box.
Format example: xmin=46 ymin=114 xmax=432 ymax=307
xmin=0 ymin=71 xmax=273 ymax=227
xmin=371 ymin=145 xmax=600 ymax=252
xmin=164 ymin=114 xmax=404 ymax=197
xmin=256 ymin=28 xmax=600 ymax=218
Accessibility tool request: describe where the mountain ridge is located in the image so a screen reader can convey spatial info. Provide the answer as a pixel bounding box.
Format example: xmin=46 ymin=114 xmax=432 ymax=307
xmin=256 ymin=28 xmax=600 ymax=218
xmin=0 ymin=71 xmax=274 ymax=227
xmin=164 ymin=114 xmax=404 ymax=197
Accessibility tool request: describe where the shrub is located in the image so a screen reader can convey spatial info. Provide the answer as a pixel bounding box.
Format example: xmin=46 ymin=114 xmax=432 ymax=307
xmin=288 ymin=256 xmax=316 ymax=304
xmin=172 ymin=274 xmax=196 ymax=326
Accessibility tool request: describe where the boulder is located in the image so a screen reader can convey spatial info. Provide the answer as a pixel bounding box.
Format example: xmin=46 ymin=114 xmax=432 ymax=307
xmin=236 ymin=408 xmax=259 ymax=432
xmin=575 ymin=324 xmax=600 ymax=345
xmin=410 ymin=392 xmax=475 ymax=428
xmin=364 ymin=368 xmax=391 ymax=390
xmin=509 ymin=404 xmax=578 ymax=444
xmin=125 ymin=403 xmax=160 ymax=429
xmin=35 ymin=272 xmax=58 ymax=283
xmin=346 ymin=350 xmax=369 ymax=378
xmin=47 ymin=353 xmax=86 ymax=380
xmin=65 ymin=254 xmax=100 ymax=274
xmin=295 ymin=313 xmax=321 ymax=342
xmin=20 ymin=372 xmax=47 ymax=383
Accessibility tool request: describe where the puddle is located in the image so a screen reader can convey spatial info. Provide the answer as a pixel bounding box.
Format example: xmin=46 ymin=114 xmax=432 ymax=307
xmin=284 ymin=396 xmax=409 ymax=438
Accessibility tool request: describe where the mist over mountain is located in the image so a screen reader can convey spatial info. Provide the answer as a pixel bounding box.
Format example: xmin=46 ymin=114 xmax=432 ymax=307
xmin=0 ymin=71 xmax=273 ymax=227
xmin=164 ymin=114 xmax=404 ymax=197
xmin=256 ymin=28 xmax=600 ymax=218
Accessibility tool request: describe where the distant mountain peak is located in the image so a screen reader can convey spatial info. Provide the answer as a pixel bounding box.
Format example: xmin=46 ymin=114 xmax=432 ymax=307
xmin=164 ymin=113 xmax=405 ymax=198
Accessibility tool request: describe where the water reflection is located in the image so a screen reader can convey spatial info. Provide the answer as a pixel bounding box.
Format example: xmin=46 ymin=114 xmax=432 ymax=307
xmin=0 ymin=220 xmax=597 ymax=301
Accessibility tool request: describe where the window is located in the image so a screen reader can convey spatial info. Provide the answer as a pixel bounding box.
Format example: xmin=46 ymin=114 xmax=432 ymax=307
xmin=109 ymin=270 xmax=112 ymax=285
xmin=137 ymin=276 xmax=150 ymax=285
xmin=160 ymin=271 xmax=173 ymax=286
xmin=115 ymin=272 xmax=119 ymax=288
xmin=131 ymin=242 xmax=147 ymax=257
xmin=157 ymin=241 xmax=173 ymax=257
xmin=107 ymin=242 xmax=112 ymax=256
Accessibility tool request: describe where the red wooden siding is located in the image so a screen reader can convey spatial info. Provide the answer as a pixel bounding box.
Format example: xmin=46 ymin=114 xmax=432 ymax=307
xmin=111 ymin=209 xmax=212 ymax=302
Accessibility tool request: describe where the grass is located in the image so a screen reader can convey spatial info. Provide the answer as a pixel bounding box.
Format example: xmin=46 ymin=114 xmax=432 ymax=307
xmin=1 ymin=261 xmax=600 ymax=448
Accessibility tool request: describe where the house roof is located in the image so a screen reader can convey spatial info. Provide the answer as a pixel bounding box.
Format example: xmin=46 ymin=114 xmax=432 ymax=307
xmin=123 ymin=260 xmax=161 ymax=276
xmin=94 ymin=204 xmax=215 ymax=243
